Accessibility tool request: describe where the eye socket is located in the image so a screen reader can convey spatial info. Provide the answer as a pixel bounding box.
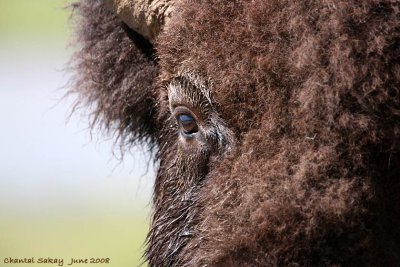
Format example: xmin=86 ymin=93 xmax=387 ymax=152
xmin=177 ymin=113 xmax=199 ymax=135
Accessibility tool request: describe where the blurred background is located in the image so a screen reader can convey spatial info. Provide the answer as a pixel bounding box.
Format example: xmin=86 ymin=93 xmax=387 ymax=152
xmin=0 ymin=0 xmax=153 ymax=266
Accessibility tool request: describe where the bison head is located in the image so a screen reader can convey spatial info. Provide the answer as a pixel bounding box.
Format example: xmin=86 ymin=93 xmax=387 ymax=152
xmin=71 ymin=0 xmax=400 ymax=266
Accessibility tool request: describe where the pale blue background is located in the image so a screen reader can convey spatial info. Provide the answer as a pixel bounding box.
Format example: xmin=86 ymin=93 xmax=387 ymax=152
xmin=0 ymin=1 xmax=153 ymax=265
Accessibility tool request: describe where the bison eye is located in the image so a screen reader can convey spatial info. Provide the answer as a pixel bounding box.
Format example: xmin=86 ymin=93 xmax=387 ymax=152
xmin=177 ymin=114 xmax=198 ymax=135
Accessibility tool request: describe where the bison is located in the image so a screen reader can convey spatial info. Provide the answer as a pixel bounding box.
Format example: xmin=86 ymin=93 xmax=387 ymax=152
xmin=70 ymin=0 xmax=400 ymax=266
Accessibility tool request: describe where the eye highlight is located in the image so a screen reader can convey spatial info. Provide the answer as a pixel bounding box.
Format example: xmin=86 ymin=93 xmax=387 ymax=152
xmin=177 ymin=113 xmax=198 ymax=135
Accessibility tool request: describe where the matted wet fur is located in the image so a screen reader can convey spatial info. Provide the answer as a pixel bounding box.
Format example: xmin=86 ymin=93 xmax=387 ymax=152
xmin=71 ymin=0 xmax=400 ymax=266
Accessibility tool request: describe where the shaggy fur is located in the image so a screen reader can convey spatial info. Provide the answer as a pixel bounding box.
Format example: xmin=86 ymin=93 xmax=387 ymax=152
xmin=70 ymin=1 xmax=159 ymax=148
xmin=71 ymin=0 xmax=400 ymax=266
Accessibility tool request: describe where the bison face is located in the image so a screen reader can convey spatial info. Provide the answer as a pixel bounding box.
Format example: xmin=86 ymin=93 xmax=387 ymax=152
xmin=72 ymin=0 xmax=400 ymax=266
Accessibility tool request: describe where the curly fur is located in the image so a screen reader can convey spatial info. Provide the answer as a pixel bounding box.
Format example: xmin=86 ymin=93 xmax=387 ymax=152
xmin=71 ymin=0 xmax=400 ymax=266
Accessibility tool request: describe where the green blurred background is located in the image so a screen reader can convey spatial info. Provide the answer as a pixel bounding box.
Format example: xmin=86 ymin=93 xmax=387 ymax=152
xmin=0 ymin=1 xmax=152 ymax=266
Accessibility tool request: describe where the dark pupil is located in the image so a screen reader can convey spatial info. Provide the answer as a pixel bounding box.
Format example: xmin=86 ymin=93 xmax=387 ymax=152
xmin=178 ymin=114 xmax=198 ymax=134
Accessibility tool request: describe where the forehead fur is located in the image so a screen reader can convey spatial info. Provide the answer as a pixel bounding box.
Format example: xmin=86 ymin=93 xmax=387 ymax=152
xmin=158 ymin=0 xmax=400 ymax=137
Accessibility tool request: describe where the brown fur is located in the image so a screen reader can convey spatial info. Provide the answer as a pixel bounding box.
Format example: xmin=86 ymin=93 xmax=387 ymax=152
xmin=71 ymin=0 xmax=400 ymax=266
xmin=70 ymin=0 xmax=159 ymax=149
